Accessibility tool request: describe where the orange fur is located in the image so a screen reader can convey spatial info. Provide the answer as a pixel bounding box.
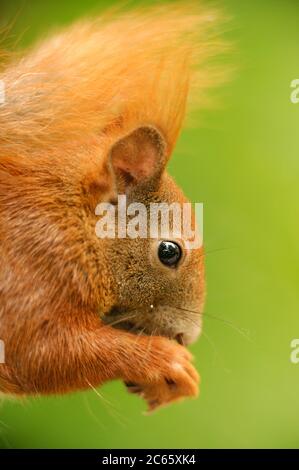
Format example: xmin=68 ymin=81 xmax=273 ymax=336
xmin=0 ymin=3 xmax=224 ymax=411
xmin=0 ymin=3 xmax=225 ymax=156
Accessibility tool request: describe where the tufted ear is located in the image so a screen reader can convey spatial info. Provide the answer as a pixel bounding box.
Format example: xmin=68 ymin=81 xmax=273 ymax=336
xmin=110 ymin=126 xmax=167 ymax=193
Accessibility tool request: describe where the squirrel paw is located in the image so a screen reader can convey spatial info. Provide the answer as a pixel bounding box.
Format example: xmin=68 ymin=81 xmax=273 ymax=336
xmin=124 ymin=337 xmax=200 ymax=412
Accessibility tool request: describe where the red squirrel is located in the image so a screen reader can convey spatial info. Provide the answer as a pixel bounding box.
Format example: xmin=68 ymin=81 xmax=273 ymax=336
xmin=0 ymin=4 xmax=223 ymax=411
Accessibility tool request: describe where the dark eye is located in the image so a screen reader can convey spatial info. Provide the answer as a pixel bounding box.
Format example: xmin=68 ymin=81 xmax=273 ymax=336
xmin=158 ymin=241 xmax=182 ymax=267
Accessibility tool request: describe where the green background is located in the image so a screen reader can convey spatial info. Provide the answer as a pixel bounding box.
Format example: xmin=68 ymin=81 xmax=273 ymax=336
xmin=1 ymin=0 xmax=299 ymax=449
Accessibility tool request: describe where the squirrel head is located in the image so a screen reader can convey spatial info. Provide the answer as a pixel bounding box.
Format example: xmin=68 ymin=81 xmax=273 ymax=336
xmin=99 ymin=125 xmax=205 ymax=345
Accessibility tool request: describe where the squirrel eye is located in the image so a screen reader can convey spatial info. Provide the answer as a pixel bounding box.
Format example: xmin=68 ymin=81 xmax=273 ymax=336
xmin=158 ymin=241 xmax=182 ymax=267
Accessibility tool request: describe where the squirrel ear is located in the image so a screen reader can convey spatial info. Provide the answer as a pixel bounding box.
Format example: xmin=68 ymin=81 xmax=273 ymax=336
xmin=110 ymin=126 xmax=167 ymax=192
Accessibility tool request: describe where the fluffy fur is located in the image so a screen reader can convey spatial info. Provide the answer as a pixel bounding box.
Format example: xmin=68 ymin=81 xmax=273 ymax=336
xmin=0 ymin=3 xmax=224 ymax=410
xmin=0 ymin=3 xmax=224 ymax=155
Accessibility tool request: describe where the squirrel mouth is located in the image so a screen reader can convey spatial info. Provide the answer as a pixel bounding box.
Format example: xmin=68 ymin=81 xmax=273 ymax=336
xmin=104 ymin=311 xmax=186 ymax=345
xmin=175 ymin=333 xmax=185 ymax=345
xmin=103 ymin=305 xmax=188 ymax=345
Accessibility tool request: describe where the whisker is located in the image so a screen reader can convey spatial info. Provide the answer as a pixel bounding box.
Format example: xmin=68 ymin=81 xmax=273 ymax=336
xmin=85 ymin=379 xmax=128 ymax=428
xmin=184 ymin=246 xmax=235 ymax=270
xmin=173 ymin=305 xmax=252 ymax=342
xmin=145 ymin=326 xmax=157 ymax=359
xmin=204 ymin=246 xmax=235 ymax=256
xmin=104 ymin=312 xmax=138 ymax=328
xmin=133 ymin=326 xmax=146 ymax=348
xmin=82 ymin=394 xmax=106 ymax=431
xmin=204 ymin=312 xmax=252 ymax=341
xmin=172 ymin=306 xmax=202 ymax=317
xmin=201 ymin=330 xmax=232 ymax=374
xmin=201 ymin=330 xmax=218 ymax=361
xmin=178 ymin=314 xmax=201 ymax=328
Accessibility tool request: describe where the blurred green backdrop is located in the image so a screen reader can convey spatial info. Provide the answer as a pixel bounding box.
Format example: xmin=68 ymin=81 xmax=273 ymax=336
xmin=1 ymin=0 xmax=299 ymax=449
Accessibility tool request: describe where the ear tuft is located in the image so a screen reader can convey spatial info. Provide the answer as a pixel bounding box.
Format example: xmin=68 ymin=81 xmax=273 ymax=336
xmin=110 ymin=126 xmax=166 ymax=191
